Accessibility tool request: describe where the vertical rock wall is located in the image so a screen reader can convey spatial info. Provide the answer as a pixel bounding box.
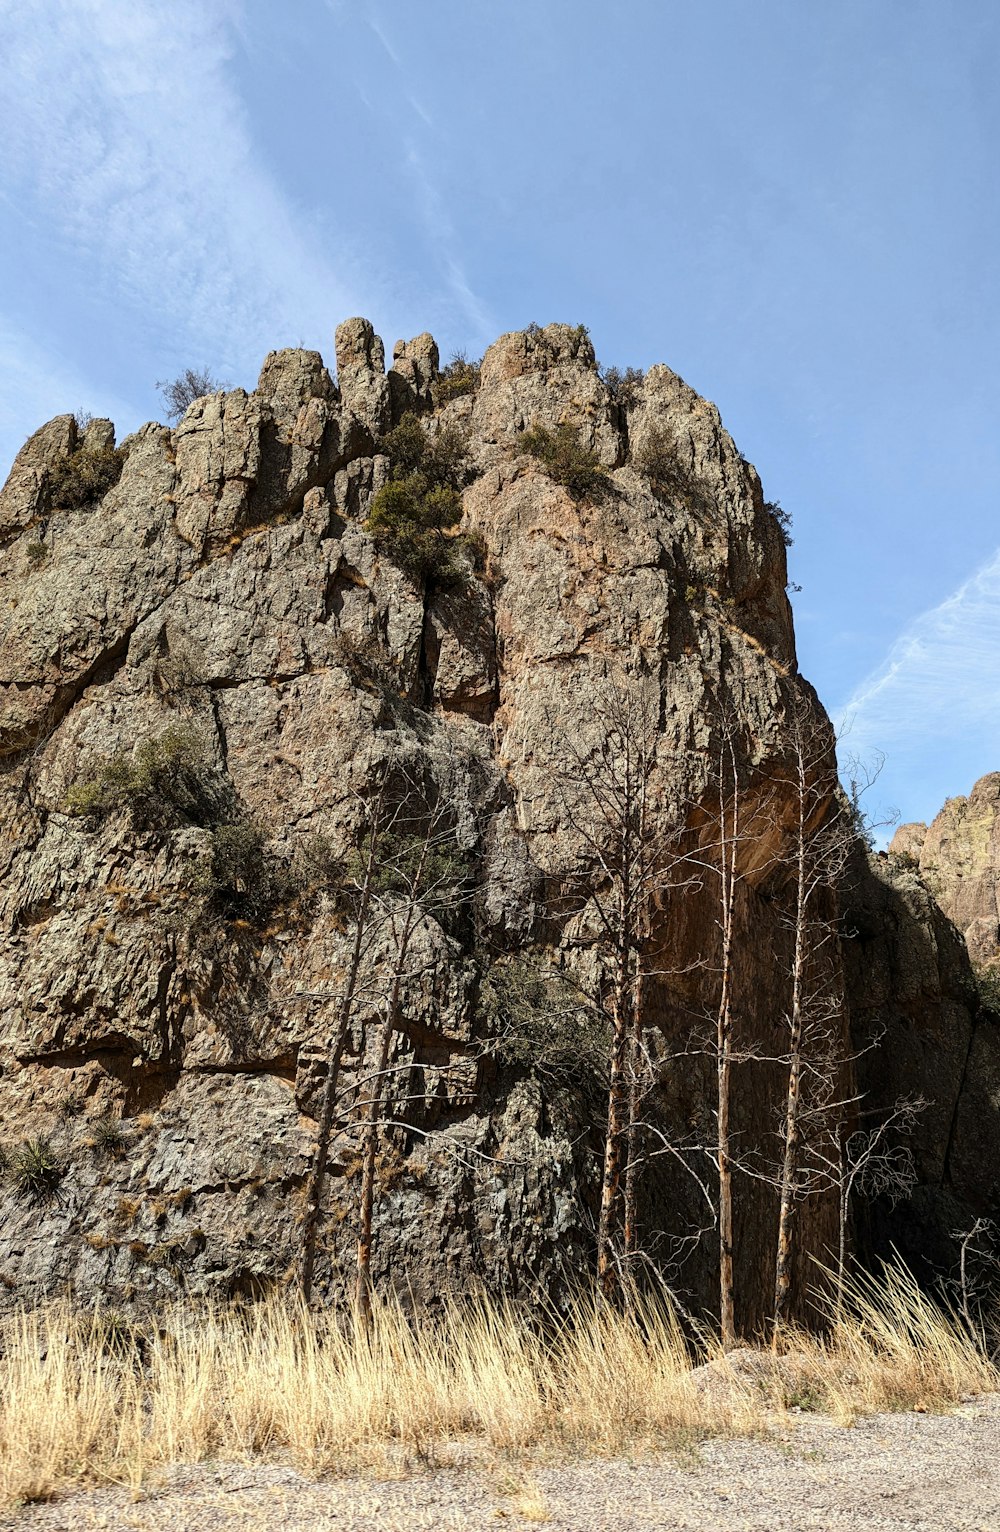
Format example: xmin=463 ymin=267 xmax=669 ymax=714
xmin=0 ymin=321 xmax=994 ymax=1325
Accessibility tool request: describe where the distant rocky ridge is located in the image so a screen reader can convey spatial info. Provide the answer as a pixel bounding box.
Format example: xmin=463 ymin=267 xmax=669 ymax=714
xmin=892 ymin=775 xmax=1000 ymax=971
xmin=0 ymin=319 xmax=997 ymax=1326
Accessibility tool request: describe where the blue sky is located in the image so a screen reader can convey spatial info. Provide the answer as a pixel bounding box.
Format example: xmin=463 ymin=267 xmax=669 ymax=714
xmin=2 ymin=0 xmax=998 ymax=833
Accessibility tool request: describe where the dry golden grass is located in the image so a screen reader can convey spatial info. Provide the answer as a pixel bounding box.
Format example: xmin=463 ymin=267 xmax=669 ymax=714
xmin=0 ymin=1269 xmax=993 ymax=1510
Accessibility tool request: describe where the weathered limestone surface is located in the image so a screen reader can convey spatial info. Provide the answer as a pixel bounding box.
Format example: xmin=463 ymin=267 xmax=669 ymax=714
xmin=0 ymin=322 xmax=995 ymax=1323
xmin=892 ymin=774 xmax=1000 ymax=969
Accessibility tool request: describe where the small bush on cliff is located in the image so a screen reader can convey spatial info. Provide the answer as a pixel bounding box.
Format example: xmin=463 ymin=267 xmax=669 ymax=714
xmin=634 ymin=426 xmax=712 ymax=516
xmin=190 ymin=823 xmax=284 ymax=927
xmin=518 ymin=421 xmax=611 ymax=503
xmin=976 ymin=965 xmax=1000 ymax=1019
xmin=188 ymin=823 xmax=337 ymax=930
xmin=432 ymin=350 xmax=481 ymax=405
xmin=765 ymin=498 xmax=793 ymax=548
xmin=367 ymin=412 xmax=476 ymax=585
xmin=64 ymin=725 xmax=225 ymax=831
xmin=600 ymin=364 xmax=644 ymax=408
xmin=47 ymin=444 xmax=125 ymax=512
xmin=89 ymin=1116 xmax=126 ymax=1157
xmin=482 ymin=957 xmax=609 ymax=1096
xmin=11 ymin=1138 xmax=63 ymax=1201
xmin=157 ymin=367 xmax=222 ymax=423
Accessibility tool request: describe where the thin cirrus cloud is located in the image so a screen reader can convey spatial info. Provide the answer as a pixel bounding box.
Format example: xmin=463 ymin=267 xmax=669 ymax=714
xmin=836 ymin=547 xmax=1000 ymax=826
xmin=0 ymin=0 xmax=372 ymax=406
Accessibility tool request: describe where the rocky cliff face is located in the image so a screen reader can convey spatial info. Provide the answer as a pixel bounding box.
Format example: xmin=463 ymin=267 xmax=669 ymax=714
xmin=892 ymin=775 xmax=1000 ymax=970
xmin=0 ymin=320 xmax=995 ymax=1325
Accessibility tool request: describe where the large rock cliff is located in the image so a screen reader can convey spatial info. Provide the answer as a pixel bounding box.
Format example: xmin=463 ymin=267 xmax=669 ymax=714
xmin=892 ymin=775 xmax=1000 ymax=970
xmin=0 ymin=321 xmax=996 ymax=1325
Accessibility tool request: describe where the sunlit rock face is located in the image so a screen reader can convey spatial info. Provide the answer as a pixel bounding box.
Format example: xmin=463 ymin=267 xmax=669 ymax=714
xmin=0 ymin=322 xmax=994 ymax=1326
xmin=893 ymin=775 xmax=1000 ymax=969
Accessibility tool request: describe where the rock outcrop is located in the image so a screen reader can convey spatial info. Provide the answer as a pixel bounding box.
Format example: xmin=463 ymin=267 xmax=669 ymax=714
xmin=0 ymin=321 xmax=996 ymax=1326
xmin=842 ymin=849 xmax=1000 ymax=1276
xmin=892 ymin=775 xmax=1000 ymax=970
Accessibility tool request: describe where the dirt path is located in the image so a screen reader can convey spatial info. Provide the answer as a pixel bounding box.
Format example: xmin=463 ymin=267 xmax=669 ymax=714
xmin=5 ymin=1396 xmax=999 ymax=1531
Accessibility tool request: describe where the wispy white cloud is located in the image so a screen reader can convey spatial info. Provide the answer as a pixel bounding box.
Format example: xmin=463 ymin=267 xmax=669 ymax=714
xmin=403 ymin=141 xmax=495 ymax=344
xmin=835 ymin=548 xmax=1000 ymax=824
xmin=0 ymin=0 xmax=375 ymax=381
xmin=367 ymin=12 xmax=402 ymax=68
xmin=361 ymin=3 xmax=493 ymax=343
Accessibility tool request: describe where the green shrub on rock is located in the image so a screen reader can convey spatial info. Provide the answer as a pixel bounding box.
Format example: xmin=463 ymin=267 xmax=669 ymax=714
xmin=432 ymin=351 xmax=481 ymax=405
xmin=482 ymin=957 xmax=609 ymax=1095
xmin=366 ymin=412 xmax=478 ymax=586
xmin=634 ymin=426 xmax=712 ymax=515
xmin=765 ymin=498 xmax=794 ymax=548
xmin=11 ymin=1138 xmax=63 ymax=1201
xmin=518 ymin=421 xmax=611 ymax=503
xmin=64 ymin=725 xmax=224 ymax=831
xmin=600 ymin=365 xmax=644 ymax=408
xmin=48 ymin=444 xmax=125 ymax=511
xmin=190 ymin=822 xmax=278 ymax=926
xmin=976 ymin=964 xmax=1000 ymax=1019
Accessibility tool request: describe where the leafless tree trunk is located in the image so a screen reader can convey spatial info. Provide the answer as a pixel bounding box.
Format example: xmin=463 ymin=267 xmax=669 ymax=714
xmin=549 ymin=670 xmax=690 ymax=1297
xmin=298 ymin=785 xmax=389 ymax=1300
xmin=354 ymin=824 xmax=438 ymax=1327
xmin=831 ymin=1100 xmax=922 ymax=1313
xmin=713 ymin=722 xmax=740 ymax=1351
xmin=773 ymin=721 xmax=811 ymax=1329
xmin=768 ymin=696 xmax=874 ymax=1332
xmin=683 ymin=704 xmax=756 ymax=1348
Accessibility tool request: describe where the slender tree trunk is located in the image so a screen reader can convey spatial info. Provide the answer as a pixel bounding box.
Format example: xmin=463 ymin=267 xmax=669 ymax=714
xmin=597 ymin=944 xmax=632 ymax=1297
xmin=622 ymin=965 xmax=644 ymax=1263
xmin=774 ymin=770 xmax=808 ymax=1332
xmin=355 ymin=991 xmax=398 ymax=1330
xmin=837 ymin=1181 xmax=849 ymax=1318
xmin=299 ymin=813 xmax=382 ymax=1300
xmin=716 ymin=750 xmax=738 ymax=1352
xmin=299 ymin=951 xmax=366 ymax=1299
xmin=717 ymin=940 xmax=736 ymax=1350
xmin=355 ymin=838 xmax=428 ymax=1327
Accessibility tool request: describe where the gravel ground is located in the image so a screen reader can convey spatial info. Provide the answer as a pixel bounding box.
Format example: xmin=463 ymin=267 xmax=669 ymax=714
xmin=3 ymin=1397 xmax=999 ymax=1531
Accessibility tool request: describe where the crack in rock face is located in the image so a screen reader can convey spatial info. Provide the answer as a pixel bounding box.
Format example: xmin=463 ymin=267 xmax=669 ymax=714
xmin=0 ymin=321 xmax=995 ymax=1324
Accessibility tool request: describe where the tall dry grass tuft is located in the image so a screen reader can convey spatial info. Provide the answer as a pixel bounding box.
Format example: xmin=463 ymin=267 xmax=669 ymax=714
xmin=817 ymin=1264 xmax=999 ymax=1424
xmin=0 ymin=1269 xmax=994 ymax=1508
xmin=552 ymin=1290 xmax=759 ymax=1447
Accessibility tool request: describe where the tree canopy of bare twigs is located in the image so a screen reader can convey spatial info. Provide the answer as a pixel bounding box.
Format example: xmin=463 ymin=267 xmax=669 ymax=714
xmin=545 ymin=670 xmax=695 ymax=1296
xmin=293 ymin=756 xmax=475 ymax=1307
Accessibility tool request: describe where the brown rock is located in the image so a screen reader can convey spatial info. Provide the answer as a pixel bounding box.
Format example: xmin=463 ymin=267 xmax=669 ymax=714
xmin=0 ymin=414 xmax=77 ymax=541
xmin=891 ymin=773 xmax=1000 ymax=968
xmin=334 ymin=317 xmax=390 ymax=437
xmin=0 ymin=319 xmax=994 ymax=1326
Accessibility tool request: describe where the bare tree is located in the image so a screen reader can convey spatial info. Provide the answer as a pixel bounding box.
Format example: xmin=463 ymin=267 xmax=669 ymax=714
xmin=293 ymin=759 xmax=476 ymax=1311
xmin=547 ymin=670 xmax=693 ymax=1296
xmin=947 ymin=1218 xmax=1000 ymax=1345
xmin=828 ymin=1098 xmax=923 ymax=1312
xmin=764 ymin=702 xmax=901 ymax=1331
xmin=353 ymin=805 xmax=470 ymax=1327
xmin=681 ymin=701 xmax=773 ymax=1348
xmin=297 ymin=773 xmax=397 ymax=1299
xmin=708 ymin=709 xmax=742 ymax=1349
xmin=767 ymin=696 xmax=855 ymax=1330
xmin=157 ymin=367 xmax=223 ymax=423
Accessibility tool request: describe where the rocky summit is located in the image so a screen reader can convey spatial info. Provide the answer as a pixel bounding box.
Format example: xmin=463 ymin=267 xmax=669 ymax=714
xmin=893 ymin=775 xmax=1000 ymax=971
xmin=0 ymin=321 xmax=996 ymax=1329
